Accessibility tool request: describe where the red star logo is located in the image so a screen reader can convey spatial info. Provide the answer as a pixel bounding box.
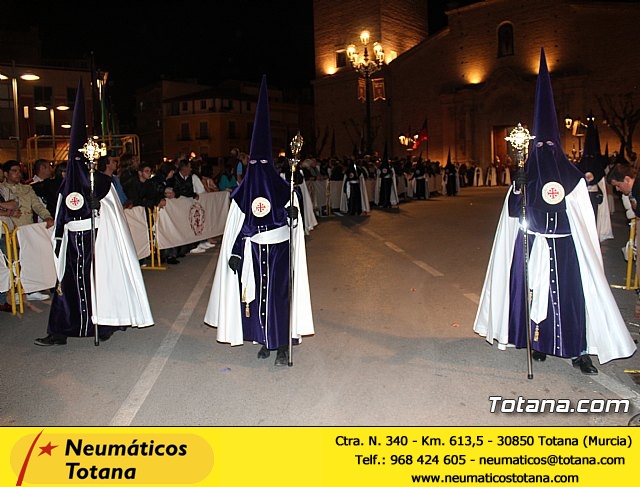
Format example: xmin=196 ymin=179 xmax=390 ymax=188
xmin=38 ymin=441 xmax=58 ymax=456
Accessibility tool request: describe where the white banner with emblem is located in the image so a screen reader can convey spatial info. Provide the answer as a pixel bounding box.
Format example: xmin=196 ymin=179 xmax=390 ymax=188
xmin=156 ymin=191 xmax=230 ymax=250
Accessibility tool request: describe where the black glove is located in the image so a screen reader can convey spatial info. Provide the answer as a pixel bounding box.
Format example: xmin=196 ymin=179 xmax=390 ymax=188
xmin=88 ymin=195 xmax=101 ymax=210
xmin=287 ymin=206 xmax=299 ymax=221
xmin=514 ymin=168 xmax=526 ymax=187
xmin=228 ymin=255 xmax=241 ymax=274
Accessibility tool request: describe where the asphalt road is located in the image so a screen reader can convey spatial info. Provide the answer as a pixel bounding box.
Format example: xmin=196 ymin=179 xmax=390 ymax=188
xmin=1 ymin=185 xmax=639 ymax=427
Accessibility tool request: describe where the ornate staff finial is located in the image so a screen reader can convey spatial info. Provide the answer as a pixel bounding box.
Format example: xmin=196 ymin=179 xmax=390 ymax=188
xmin=290 ymin=132 xmax=303 ymax=161
xmin=505 ymin=123 xmax=535 ymax=166
xmin=79 ymin=138 xmax=107 ymax=171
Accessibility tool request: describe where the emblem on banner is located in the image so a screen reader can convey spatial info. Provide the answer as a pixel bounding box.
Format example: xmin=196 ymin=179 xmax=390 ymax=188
xmin=65 ymin=192 xmax=84 ymax=210
xmin=252 ymin=197 xmax=271 ymax=217
xmin=541 ymin=182 xmax=565 ymax=205
xmin=189 ymin=201 xmax=206 ymax=235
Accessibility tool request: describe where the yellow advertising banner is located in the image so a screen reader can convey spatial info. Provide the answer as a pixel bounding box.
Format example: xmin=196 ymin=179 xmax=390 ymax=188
xmin=1 ymin=426 xmax=637 ymax=486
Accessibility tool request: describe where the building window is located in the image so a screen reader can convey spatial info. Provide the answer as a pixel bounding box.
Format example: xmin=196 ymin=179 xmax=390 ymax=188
xmin=66 ymin=87 xmax=76 ymax=107
xmin=200 ymin=100 xmax=207 ymax=110
xmin=36 ymin=122 xmax=51 ymax=136
xmin=34 ymin=86 xmax=53 ymax=105
xmin=180 ymin=122 xmax=190 ymax=140
xmin=169 ymin=101 xmax=180 ymax=116
xmin=497 ymin=23 xmax=514 ymax=58
xmin=336 ymin=50 xmax=347 ymax=68
xmin=181 ymin=101 xmax=189 ymax=112
xmin=0 ymin=83 xmax=10 ymax=107
xmin=198 ymin=121 xmax=209 ymax=139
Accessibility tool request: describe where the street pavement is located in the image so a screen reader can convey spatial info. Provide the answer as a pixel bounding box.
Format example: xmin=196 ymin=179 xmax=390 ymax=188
xmin=0 ymin=185 xmax=638 ymax=427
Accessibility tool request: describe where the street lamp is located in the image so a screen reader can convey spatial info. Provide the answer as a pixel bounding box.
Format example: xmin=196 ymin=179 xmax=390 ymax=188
xmin=34 ymin=102 xmax=70 ymax=161
xmin=347 ymin=30 xmax=385 ymax=156
xmin=398 ymin=131 xmax=418 ymax=150
xmin=0 ymin=62 xmax=40 ymax=162
xmin=565 ymin=115 xmax=586 ymax=161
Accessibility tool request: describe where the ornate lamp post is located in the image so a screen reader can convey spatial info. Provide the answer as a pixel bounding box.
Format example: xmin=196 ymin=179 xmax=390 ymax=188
xmin=0 ymin=62 xmax=40 ymax=162
xmin=347 ymin=30 xmax=385 ymax=156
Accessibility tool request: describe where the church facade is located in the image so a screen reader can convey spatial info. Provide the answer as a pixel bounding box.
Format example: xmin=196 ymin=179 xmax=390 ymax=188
xmin=313 ymin=0 xmax=640 ymax=167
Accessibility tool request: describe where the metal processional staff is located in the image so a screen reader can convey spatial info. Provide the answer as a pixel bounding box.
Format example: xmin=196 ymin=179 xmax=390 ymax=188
xmin=505 ymin=123 xmax=535 ymax=379
xmin=79 ymin=138 xmax=107 ymax=346
xmin=288 ymin=132 xmax=304 ymax=366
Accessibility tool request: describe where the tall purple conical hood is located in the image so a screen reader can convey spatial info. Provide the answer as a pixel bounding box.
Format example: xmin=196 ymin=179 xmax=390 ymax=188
xmin=525 ymin=48 xmax=583 ymax=212
xmin=531 ymin=48 xmax=561 ymax=146
xmin=54 ymin=79 xmax=110 ymax=234
xmin=249 ymin=75 xmax=273 ymax=164
xmin=56 ymin=79 xmax=92 ymax=222
xmin=379 ymin=140 xmax=390 ymax=169
xmin=576 ymin=116 xmax=605 ymax=182
xmin=232 ymin=75 xmax=289 ymax=225
xmin=582 ymin=113 xmax=602 ymax=158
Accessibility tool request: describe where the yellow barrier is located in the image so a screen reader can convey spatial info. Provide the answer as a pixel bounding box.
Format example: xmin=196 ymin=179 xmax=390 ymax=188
xmin=611 ymin=218 xmax=639 ymax=291
xmin=0 ymin=223 xmax=23 ymax=315
xmin=143 ymin=206 xmax=166 ymax=271
xmin=9 ymin=227 xmax=24 ymax=314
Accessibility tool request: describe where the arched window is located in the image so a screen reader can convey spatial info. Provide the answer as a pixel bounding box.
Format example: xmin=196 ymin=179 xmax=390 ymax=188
xmin=497 ymin=23 xmax=514 ymax=58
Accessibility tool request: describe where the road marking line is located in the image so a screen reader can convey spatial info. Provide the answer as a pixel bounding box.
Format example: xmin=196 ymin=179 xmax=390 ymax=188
xmin=385 ymin=241 xmax=404 ymax=253
xmin=360 ymin=226 xmax=444 ymax=277
xmin=586 ymin=367 xmax=640 ymax=411
xmin=464 ymin=293 xmax=480 ymax=304
xmin=360 ymin=227 xmax=384 ymax=240
xmin=109 ymin=254 xmax=218 ymax=426
xmin=413 ymin=260 xmax=444 ymax=277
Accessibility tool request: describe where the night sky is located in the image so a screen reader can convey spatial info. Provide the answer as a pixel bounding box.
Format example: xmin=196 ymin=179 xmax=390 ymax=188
xmin=4 ymin=1 xmax=452 ymax=125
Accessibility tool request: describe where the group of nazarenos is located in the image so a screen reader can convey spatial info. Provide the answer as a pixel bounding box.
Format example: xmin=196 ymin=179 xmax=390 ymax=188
xmin=19 ymin=50 xmax=636 ymax=374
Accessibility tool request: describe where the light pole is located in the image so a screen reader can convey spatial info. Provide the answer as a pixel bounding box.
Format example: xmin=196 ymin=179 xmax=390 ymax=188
xmin=347 ymin=30 xmax=385 ymax=156
xmin=0 ymin=62 xmax=40 ymax=162
xmin=35 ymin=102 xmax=70 ymax=161
xmin=0 ymin=61 xmax=40 ymax=162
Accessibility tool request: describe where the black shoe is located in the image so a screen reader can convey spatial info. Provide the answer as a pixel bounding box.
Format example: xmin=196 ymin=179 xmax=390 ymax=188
xmin=532 ymin=351 xmax=547 ymax=362
xmin=34 ymin=335 xmax=67 ymax=346
xmin=275 ymin=348 xmax=289 ymax=366
xmin=98 ymin=334 xmax=112 ymax=342
xmin=572 ymin=355 xmax=598 ymax=375
xmin=166 ymin=257 xmax=180 ymax=265
xmin=257 ymin=345 xmax=270 ymax=359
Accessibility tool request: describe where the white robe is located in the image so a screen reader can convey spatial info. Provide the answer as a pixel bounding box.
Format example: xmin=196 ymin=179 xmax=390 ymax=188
xmin=473 ymin=167 xmax=484 ymax=187
xmin=473 ymin=180 xmax=636 ymax=364
xmin=374 ymin=168 xmax=399 ymax=206
xmin=595 ymin=176 xmax=614 ymax=242
xmin=53 ymin=185 xmax=154 ymax=327
xmin=340 ymin=175 xmax=371 ymax=214
xmin=204 ymin=196 xmax=314 ymax=346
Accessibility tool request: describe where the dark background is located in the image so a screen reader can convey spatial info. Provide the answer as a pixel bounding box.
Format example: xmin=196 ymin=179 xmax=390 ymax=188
xmin=4 ymin=1 xmax=453 ymax=125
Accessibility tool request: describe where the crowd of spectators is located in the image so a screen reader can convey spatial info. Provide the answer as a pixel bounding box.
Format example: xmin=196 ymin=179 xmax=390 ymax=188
xmin=0 ymin=146 xmax=542 ymax=313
